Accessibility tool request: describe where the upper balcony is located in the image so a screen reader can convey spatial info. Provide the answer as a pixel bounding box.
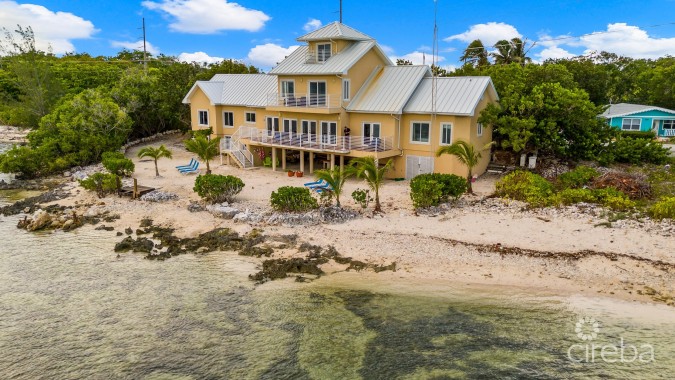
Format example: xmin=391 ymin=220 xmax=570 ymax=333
xmin=266 ymin=93 xmax=342 ymax=114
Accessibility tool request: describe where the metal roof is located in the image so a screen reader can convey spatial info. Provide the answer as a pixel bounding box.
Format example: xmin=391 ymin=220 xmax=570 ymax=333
xmin=600 ymin=103 xmax=675 ymax=118
xmin=182 ymin=74 xmax=277 ymax=107
xmin=403 ymin=76 xmax=498 ymax=116
xmin=347 ymin=66 xmax=431 ymax=114
xmin=297 ymin=22 xmax=373 ymax=41
xmin=269 ymin=41 xmax=391 ymax=75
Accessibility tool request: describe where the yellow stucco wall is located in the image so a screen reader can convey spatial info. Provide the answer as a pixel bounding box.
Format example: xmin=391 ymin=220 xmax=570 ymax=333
xmin=188 ymin=88 xmax=217 ymax=132
xmin=345 ymin=49 xmax=388 ymax=103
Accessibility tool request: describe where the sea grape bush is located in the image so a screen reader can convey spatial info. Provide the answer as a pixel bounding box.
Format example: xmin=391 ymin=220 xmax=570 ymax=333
xmin=193 ymin=174 xmax=245 ymax=203
xmin=270 ymin=186 xmax=318 ymax=212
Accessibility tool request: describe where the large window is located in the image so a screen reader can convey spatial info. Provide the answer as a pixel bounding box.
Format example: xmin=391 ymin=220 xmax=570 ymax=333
xmin=283 ymin=119 xmax=298 ymax=134
xmin=342 ymin=79 xmax=350 ymax=101
xmin=622 ymin=118 xmax=641 ymax=131
xmin=302 ymin=120 xmax=317 ymax=135
xmin=477 ymin=123 xmax=483 ymax=137
xmin=663 ymin=120 xmax=674 ymax=129
xmin=266 ymin=117 xmax=279 ymax=136
xmin=281 ymin=80 xmax=294 ymax=97
xmin=363 ymin=123 xmax=380 ymax=138
xmin=411 ymin=122 xmax=430 ymax=143
xmin=223 ymin=111 xmax=234 ymax=128
xmin=441 ymin=123 xmax=453 ymax=145
xmin=309 ymin=81 xmax=327 ymax=106
xmin=321 ymin=121 xmax=337 ymax=144
xmin=198 ymin=110 xmax=208 ymax=126
xmin=317 ymin=43 xmax=331 ymax=62
xmin=245 ymin=112 xmax=256 ymax=123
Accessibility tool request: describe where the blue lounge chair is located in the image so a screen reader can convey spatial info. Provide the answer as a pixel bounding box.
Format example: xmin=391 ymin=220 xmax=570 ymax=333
xmin=304 ymin=179 xmax=328 ymax=189
xmin=179 ymin=161 xmax=200 ymax=174
xmin=176 ymin=158 xmax=197 ymax=171
xmin=314 ymin=184 xmax=333 ymax=193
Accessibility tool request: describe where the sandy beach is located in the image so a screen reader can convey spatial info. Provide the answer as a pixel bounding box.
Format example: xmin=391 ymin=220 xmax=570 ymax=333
xmin=49 ymin=134 xmax=675 ymax=307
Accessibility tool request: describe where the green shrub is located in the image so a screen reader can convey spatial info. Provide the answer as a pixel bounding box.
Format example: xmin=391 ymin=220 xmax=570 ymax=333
xmin=270 ymin=186 xmax=318 ymax=212
xmin=351 ymin=188 xmax=372 ymax=209
xmin=556 ymin=188 xmax=597 ymax=205
xmin=102 ymin=152 xmax=135 ymax=177
xmin=649 ymin=197 xmax=675 ymax=219
xmin=79 ymin=173 xmax=119 ymax=198
xmin=592 ymin=187 xmax=636 ymax=210
xmin=557 ymin=166 xmax=599 ymax=189
xmin=410 ymin=173 xmax=468 ymax=208
xmin=495 ymin=171 xmax=554 ymax=207
xmin=619 ymin=130 xmax=656 ymax=140
xmin=193 ymin=174 xmax=245 ymax=203
xmin=599 ymin=137 xmax=670 ymax=165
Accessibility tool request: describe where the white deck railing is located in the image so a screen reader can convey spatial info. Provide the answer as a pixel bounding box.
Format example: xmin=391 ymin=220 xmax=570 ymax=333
xmin=663 ymin=129 xmax=675 ymax=137
xmin=238 ymin=129 xmax=394 ymax=153
xmin=267 ymin=93 xmax=341 ymax=109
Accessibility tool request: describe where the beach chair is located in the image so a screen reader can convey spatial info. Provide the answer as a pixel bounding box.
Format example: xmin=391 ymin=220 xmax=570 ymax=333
xmin=179 ymin=161 xmax=200 ymax=174
xmin=304 ymin=179 xmax=328 ymax=189
xmin=314 ymin=183 xmax=333 ymax=193
xmin=176 ymin=158 xmax=197 ymax=171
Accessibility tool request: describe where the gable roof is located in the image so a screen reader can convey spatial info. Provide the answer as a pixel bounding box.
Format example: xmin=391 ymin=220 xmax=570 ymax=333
xmin=403 ymin=76 xmax=498 ymax=116
xmin=347 ymin=65 xmax=431 ymax=114
xmin=182 ymin=74 xmax=276 ymax=107
xmin=297 ymin=22 xmax=373 ymax=42
xmin=600 ymin=103 xmax=675 ymax=118
xmin=269 ymin=41 xmax=392 ymax=75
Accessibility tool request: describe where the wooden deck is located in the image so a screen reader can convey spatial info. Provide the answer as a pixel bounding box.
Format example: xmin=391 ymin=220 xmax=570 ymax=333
xmin=119 ymin=185 xmax=155 ymax=198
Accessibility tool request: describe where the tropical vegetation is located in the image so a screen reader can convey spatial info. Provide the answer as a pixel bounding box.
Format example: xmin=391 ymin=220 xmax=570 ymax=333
xmin=137 ymin=145 xmax=173 ymax=177
xmin=349 ymin=157 xmax=393 ymax=212
xmin=184 ymin=136 xmax=221 ymax=174
xmin=436 ymin=140 xmax=492 ymax=193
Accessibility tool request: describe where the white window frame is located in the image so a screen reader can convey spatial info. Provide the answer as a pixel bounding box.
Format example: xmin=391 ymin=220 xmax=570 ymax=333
xmin=308 ymin=81 xmax=327 ymax=106
xmin=320 ymin=121 xmax=337 ymax=145
xmin=317 ymin=43 xmax=332 ymax=62
xmin=198 ymin=110 xmax=209 ymax=126
xmin=301 ymin=120 xmax=317 ymax=136
xmin=280 ymin=80 xmax=295 ymax=97
xmin=266 ymin=116 xmax=279 ymax=136
xmin=283 ymin=118 xmax=298 ymax=134
xmin=410 ymin=121 xmax=430 ymax=144
xmin=622 ymin=118 xmax=641 ymax=131
xmin=440 ymin=123 xmax=453 ymax=145
xmin=477 ymin=122 xmax=483 ymax=137
xmin=342 ymin=79 xmax=350 ymax=101
xmin=222 ymin=111 xmax=234 ymax=128
xmin=245 ymin=112 xmax=256 ymax=123
xmin=662 ymin=120 xmax=674 ymax=130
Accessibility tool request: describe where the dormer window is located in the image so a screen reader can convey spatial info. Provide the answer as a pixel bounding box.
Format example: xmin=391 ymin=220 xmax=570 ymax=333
xmin=317 ymin=43 xmax=332 ymax=62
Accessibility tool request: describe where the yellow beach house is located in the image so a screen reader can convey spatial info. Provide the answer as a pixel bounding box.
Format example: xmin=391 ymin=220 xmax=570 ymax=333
xmin=182 ymin=22 xmax=499 ymax=179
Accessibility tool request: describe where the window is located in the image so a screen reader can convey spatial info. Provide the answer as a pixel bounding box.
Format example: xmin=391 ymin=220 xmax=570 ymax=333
xmin=411 ymin=122 xmax=430 ymax=143
xmin=198 ymin=110 xmax=208 ymax=126
xmin=223 ymin=111 xmax=234 ymax=128
xmin=342 ymin=79 xmax=350 ymax=101
xmin=622 ymin=118 xmax=641 ymax=131
xmin=317 ymin=43 xmax=331 ymax=62
xmin=302 ymin=120 xmax=317 ymax=135
xmin=663 ymin=120 xmax=674 ymax=129
xmin=281 ymin=80 xmax=294 ymax=97
xmin=477 ymin=123 xmax=483 ymax=137
xmin=441 ymin=123 xmax=453 ymax=145
xmin=309 ymin=81 xmax=327 ymax=106
xmin=321 ymin=121 xmax=337 ymax=144
xmin=245 ymin=112 xmax=256 ymax=123
xmin=283 ymin=119 xmax=298 ymax=134
xmin=266 ymin=117 xmax=279 ymax=136
xmin=363 ymin=123 xmax=380 ymax=138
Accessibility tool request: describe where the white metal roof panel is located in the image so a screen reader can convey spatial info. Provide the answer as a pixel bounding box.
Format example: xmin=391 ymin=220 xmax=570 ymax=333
xmin=600 ymin=103 xmax=675 ymax=118
xmin=403 ymin=76 xmax=497 ymax=116
xmin=182 ymin=74 xmax=277 ymax=107
xmin=297 ymin=22 xmax=373 ymax=41
xmin=269 ymin=41 xmax=388 ymax=75
xmin=347 ymin=65 xmax=431 ymax=113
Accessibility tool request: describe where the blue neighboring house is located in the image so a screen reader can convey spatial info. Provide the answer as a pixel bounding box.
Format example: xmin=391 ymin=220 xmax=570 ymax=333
xmin=601 ymin=103 xmax=675 ymax=137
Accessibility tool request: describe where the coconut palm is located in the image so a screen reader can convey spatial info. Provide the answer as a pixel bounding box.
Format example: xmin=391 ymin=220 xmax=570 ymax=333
xmin=491 ymin=38 xmax=532 ymax=66
xmin=184 ymin=136 xmax=221 ymax=174
xmin=137 ymin=145 xmax=173 ymax=177
xmin=436 ymin=140 xmax=493 ymax=193
xmin=314 ymin=167 xmax=351 ymax=207
xmin=349 ymin=156 xmax=393 ymax=212
xmin=460 ymin=39 xmax=489 ymax=68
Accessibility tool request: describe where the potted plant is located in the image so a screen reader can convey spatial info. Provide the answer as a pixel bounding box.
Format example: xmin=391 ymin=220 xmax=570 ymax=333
xmin=295 ymin=171 xmax=304 ymax=177
xmin=287 ymin=170 xmax=294 ymax=177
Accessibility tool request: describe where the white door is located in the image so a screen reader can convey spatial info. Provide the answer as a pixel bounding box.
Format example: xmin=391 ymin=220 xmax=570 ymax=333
xmin=405 ymin=155 xmax=434 ymax=179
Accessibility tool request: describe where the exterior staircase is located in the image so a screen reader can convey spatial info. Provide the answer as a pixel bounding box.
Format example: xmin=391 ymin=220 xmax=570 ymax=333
xmin=221 ymin=126 xmax=256 ymax=169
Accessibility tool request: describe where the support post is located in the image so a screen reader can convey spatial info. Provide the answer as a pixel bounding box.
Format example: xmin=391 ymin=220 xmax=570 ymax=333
xmin=133 ymin=178 xmax=139 ymax=199
xmin=272 ymin=148 xmax=277 ymax=172
xmin=299 ymin=151 xmax=305 ymax=173
xmin=282 ymin=149 xmax=287 ymax=171
xmin=339 ymin=155 xmax=344 ymax=174
xmin=330 ymin=153 xmax=335 ymax=169
xmin=309 ymin=152 xmax=315 ymax=174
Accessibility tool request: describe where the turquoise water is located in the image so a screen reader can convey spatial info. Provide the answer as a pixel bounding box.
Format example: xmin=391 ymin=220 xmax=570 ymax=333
xmin=0 ymin=198 xmax=674 ymax=379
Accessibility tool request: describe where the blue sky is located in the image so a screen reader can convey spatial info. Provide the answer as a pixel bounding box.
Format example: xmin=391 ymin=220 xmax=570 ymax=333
xmin=1 ymin=0 xmax=675 ymax=71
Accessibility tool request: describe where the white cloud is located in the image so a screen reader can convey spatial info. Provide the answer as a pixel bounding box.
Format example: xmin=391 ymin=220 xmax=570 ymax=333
xmin=445 ymin=22 xmax=521 ymax=47
xmin=111 ymin=40 xmax=160 ymax=55
xmin=178 ymin=51 xmax=224 ymax=64
xmin=537 ymin=46 xmax=575 ymax=61
xmin=0 ymin=1 xmax=96 ymax=54
xmin=247 ymin=43 xmax=298 ymax=69
xmin=379 ymin=44 xmax=395 ymax=55
xmin=577 ymin=23 xmax=675 ymax=59
xmin=142 ymin=0 xmax=270 ymax=34
xmin=391 ymin=51 xmax=445 ymax=65
xmin=303 ymin=19 xmax=322 ymax=32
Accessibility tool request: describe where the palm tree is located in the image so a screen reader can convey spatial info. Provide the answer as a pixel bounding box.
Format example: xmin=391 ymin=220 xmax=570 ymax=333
xmin=184 ymin=136 xmax=221 ymax=174
xmin=460 ymin=39 xmax=489 ymax=67
xmin=349 ymin=156 xmax=393 ymax=212
xmin=314 ymin=167 xmax=351 ymax=207
xmin=137 ymin=145 xmax=173 ymax=177
xmin=491 ymin=38 xmax=532 ymax=66
xmin=436 ymin=140 xmax=493 ymax=194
